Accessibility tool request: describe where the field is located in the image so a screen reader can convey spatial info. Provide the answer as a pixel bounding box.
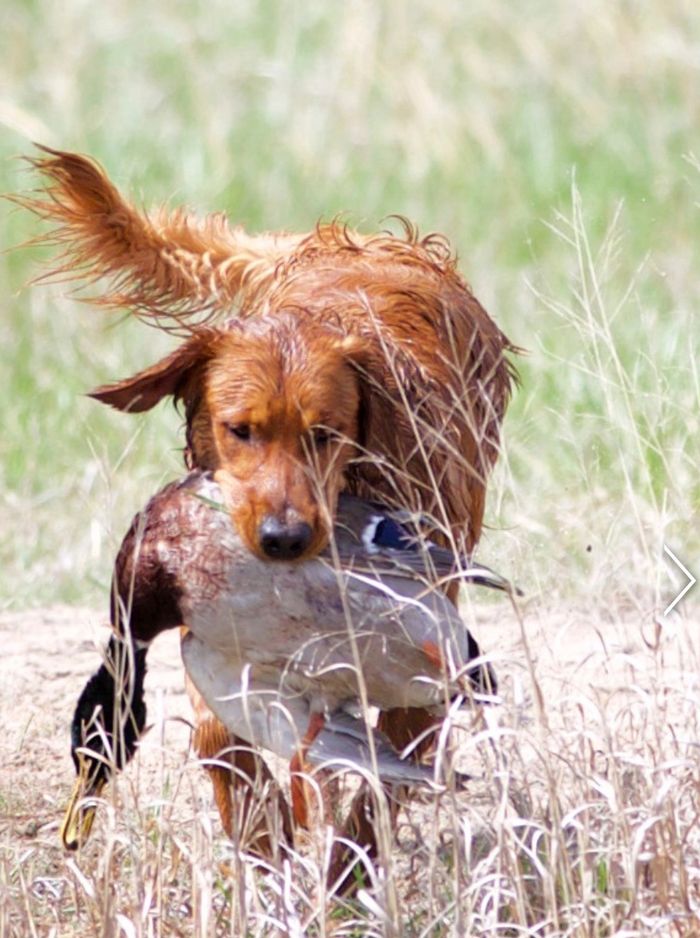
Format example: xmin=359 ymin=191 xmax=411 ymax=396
xmin=1 ymin=1 xmax=699 ymax=935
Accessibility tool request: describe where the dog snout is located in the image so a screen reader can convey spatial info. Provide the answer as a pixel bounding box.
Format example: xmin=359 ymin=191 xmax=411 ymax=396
xmin=258 ymin=516 xmax=313 ymax=560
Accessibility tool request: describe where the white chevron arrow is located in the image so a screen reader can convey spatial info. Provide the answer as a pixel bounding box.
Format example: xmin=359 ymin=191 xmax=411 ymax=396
xmin=663 ymin=544 xmax=696 ymax=616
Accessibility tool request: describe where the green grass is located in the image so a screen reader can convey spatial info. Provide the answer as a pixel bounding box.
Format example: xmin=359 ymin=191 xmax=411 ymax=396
xmin=1 ymin=4 xmax=699 ymax=934
xmin=2 ymin=0 xmax=698 ymax=608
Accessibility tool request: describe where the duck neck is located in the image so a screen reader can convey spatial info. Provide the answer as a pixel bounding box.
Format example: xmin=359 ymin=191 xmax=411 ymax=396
xmin=71 ymin=633 xmax=149 ymax=778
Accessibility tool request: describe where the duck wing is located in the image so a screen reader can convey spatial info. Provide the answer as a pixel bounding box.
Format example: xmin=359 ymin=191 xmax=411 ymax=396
xmin=181 ymin=633 xmax=435 ymax=786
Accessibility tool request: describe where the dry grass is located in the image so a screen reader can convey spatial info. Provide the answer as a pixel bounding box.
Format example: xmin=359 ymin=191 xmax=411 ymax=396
xmin=2 ymin=0 xmax=699 ymax=606
xmin=2 ymin=0 xmax=699 ymax=934
xmin=1 ymin=601 xmax=698 ymax=936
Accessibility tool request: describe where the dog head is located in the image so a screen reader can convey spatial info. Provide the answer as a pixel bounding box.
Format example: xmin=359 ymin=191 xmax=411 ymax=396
xmin=91 ymin=315 xmax=368 ymax=561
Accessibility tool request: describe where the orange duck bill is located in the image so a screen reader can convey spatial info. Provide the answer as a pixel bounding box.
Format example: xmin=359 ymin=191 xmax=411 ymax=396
xmin=60 ymin=757 xmax=107 ymax=851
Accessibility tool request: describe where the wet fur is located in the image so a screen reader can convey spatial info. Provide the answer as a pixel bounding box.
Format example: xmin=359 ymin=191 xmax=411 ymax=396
xmin=20 ymin=147 xmax=516 ymax=556
xmin=20 ymin=147 xmax=516 ymax=876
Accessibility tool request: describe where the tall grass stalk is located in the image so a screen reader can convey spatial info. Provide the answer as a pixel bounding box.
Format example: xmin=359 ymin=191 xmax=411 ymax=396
xmin=1 ymin=0 xmax=698 ymax=934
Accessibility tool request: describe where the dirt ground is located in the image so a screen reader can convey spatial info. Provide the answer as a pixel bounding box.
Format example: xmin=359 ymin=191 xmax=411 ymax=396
xmin=0 ymin=607 xmax=193 ymax=843
xmin=1 ymin=599 xmax=697 ymax=933
xmin=2 ymin=598 xmax=692 ymax=841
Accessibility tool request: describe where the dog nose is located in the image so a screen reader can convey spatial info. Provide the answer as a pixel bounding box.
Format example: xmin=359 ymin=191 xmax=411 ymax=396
xmin=259 ymin=517 xmax=313 ymax=560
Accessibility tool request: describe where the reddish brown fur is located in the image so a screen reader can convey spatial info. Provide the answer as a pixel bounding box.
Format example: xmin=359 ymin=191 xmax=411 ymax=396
xmin=18 ymin=147 xmax=515 ymax=556
xmin=19 ymin=148 xmax=516 ymax=880
xmin=92 ymin=319 xmax=367 ymax=556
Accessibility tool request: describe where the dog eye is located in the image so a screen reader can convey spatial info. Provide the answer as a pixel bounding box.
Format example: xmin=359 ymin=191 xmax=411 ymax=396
xmin=312 ymin=427 xmax=332 ymax=447
xmin=226 ymin=423 xmax=251 ymax=441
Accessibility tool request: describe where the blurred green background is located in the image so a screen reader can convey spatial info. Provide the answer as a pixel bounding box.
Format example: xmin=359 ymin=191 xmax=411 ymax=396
xmin=1 ymin=0 xmax=698 ymax=610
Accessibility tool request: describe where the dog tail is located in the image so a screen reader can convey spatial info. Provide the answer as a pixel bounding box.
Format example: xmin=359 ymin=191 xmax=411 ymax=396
xmin=14 ymin=146 xmax=302 ymax=329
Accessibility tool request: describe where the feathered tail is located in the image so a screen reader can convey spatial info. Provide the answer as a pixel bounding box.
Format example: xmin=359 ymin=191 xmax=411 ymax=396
xmin=13 ymin=146 xmax=303 ymax=328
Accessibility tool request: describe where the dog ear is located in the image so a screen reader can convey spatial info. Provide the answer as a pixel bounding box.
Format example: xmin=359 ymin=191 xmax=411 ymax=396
xmin=330 ymin=334 xmax=373 ymax=449
xmin=89 ymin=332 xmax=217 ymax=413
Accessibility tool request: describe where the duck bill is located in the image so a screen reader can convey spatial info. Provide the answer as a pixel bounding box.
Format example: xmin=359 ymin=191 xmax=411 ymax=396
xmin=60 ymin=762 xmax=106 ymax=851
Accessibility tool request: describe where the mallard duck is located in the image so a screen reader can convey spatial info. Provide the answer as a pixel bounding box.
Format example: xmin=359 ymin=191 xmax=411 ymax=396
xmin=62 ymin=470 xmax=512 ymax=848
